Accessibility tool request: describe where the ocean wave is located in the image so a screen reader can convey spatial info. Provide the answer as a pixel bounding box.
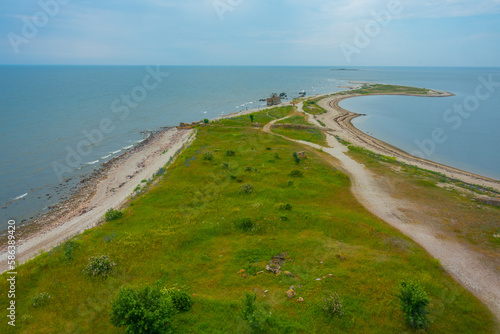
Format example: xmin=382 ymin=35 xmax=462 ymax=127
xmin=101 ymin=154 xmax=112 ymax=159
xmin=122 ymin=145 xmax=133 ymax=150
xmin=111 ymin=150 xmax=121 ymax=155
xmin=85 ymin=160 xmax=99 ymax=165
xmin=13 ymin=193 xmax=28 ymax=201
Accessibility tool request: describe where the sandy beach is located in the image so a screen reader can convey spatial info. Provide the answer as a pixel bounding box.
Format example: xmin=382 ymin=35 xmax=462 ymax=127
xmin=0 ymin=127 xmax=194 ymax=273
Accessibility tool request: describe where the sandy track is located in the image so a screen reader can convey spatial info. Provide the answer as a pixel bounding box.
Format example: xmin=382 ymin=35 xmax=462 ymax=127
xmin=1 ymin=128 xmax=194 ymax=273
xmin=265 ymin=101 xmax=500 ymax=323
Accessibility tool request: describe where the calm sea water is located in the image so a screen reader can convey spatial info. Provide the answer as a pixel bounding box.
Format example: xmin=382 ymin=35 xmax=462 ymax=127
xmin=0 ymin=66 xmax=499 ymax=230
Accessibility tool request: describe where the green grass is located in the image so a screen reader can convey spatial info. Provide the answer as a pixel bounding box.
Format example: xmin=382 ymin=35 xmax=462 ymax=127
xmin=272 ymin=126 xmax=327 ymax=147
xmin=275 ymin=115 xmax=311 ymax=126
xmin=303 ymin=100 xmax=326 ymax=115
xmin=218 ymin=106 xmax=294 ymax=127
xmin=0 ymin=126 xmax=495 ymax=333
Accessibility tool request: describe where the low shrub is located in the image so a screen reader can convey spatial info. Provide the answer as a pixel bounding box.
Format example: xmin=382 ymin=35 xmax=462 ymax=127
xmin=293 ymin=152 xmax=300 ymax=164
xmin=203 ymin=118 xmax=209 ymax=124
xmin=398 ymin=280 xmax=430 ymax=329
xmin=63 ymin=240 xmax=76 ymax=261
xmin=111 ymin=286 xmax=175 ymax=334
xmin=236 ymin=218 xmax=254 ymax=232
xmin=203 ymin=152 xmax=214 ymax=161
xmin=83 ymin=254 xmax=116 ymax=278
xmin=289 ymin=170 xmax=303 ymax=177
xmin=240 ymin=183 xmax=253 ymax=194
xmin=226 ymin=150 xmax=236 ymax=156
xmin=32 ymin=292 xmax=51 ymax=308
xmin=278 ymin=203 xmax=292 ymax=211
xmin=323 ymin=292 xmax=344 ymax=318
xmin=241 ymin=292 xmax=267 ymax=333
xmin=104 ymin=208 xmax=123 ymax=221
xmin=162 ymin=287 xmax=192 ymax=312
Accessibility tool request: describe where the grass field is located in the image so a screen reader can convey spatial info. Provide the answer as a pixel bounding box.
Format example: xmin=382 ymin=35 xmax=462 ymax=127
xmin=272 ymin=115 xmax=327 ymax=147
xmin=0 ymin=107 xmax=496 ymax=333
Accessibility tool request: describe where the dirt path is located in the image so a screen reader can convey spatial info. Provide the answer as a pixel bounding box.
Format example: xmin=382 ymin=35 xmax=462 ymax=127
xmin=0 ymin=129 xmax=194 ymax=273
xmin=264 ymin=103 xmax=500 ymax=323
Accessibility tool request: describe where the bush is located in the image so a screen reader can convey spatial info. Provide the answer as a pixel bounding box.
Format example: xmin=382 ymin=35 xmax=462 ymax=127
xmin=226 ymin=150 xmax=236 ymax=156
xmin=245 ymin=166 xmax=253 ymax=172
xmin=63 ymin=240 xmax=76 ymax=261
xmin=241 ymin=292 xmax=267 ymax=333
xmin=203 ymin=118 xmax=209 ymax=124
xmin=280 ymin=215 xmax=288 ymax=221
xmin=323 ymin=292 xmax=344 ymax=318
xmin=266 ymin=147 xmax=272 ymax=150
xmin=111 ymin=286 xmax=175 ymax=334
xmin=83 ymin=254 xmax=116 ymax=278
xmin=274 ymin=153 xmax=280 ymax=160
xmin=222 ymin=162 xmax=229 ymax=170
xmin=293 ymin=152 xmax=300 ymax=164
xmin=32 ymin=292 xmax=51 ymax=308
xmin=289 ymin=170 xmax=303 ymax=177
xmin=240 ymin=183 xmax=253 ymax=194
xmin=236 ymin=218 xmax=254 ymax=232
xmin=398 ymin=280 xmax=430 ymax=329
xmin=278 ymin=203 xmax=292 ymax=211
xmin=249 ymin=114 xmax=254 ymax=123
xmin=203 ymin=152 xmax=214 ymax=161
xmin=162 ymin=287 xmax=192 ymax=312
xmin=104 ymin=208 xmax=123 ymax=221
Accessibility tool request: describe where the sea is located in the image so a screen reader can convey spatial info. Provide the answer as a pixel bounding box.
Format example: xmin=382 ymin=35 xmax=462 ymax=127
xmin=1 ymin=66 xmax=499 ymax=231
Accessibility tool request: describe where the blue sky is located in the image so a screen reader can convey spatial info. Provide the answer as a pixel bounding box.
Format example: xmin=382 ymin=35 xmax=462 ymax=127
xmin=1 ymin=0 xmax=499 ymax=66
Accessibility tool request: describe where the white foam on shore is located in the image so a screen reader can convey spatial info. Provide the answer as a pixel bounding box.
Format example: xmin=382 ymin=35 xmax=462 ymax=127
xmin=122 ymin=145 xmax=133 ymax=150
xmin=13 ymin=193 xmax=28 ymax=200
xmin=101 ymin=154 xmax=112 ymax=159
xmin=86 ymin=160 xmax=99 ymax=165
xmin=111 ymin=150 xmax=121 ymax=155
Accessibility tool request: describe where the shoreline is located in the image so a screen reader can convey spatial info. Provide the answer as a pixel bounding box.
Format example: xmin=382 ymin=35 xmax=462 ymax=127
xmin=0 ymin=127 xmax=194 ymax=272
xmin=316 ymin=91 xmax=500 ymax=193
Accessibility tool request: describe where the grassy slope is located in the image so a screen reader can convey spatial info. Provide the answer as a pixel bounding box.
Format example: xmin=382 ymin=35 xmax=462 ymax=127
xmin=272 ymin=115 xmax=327 ymax=147
xmin=0 ymin=108 xmax=496 ymax=333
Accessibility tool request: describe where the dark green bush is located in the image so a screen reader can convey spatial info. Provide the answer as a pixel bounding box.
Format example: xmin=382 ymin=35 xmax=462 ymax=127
xmin=163 ymin=288 xmax=192 ymax=312
xmin=226 ymin=150 xmax=236 ymax=156
xmin=104 ymin=208 xmax=123 ymax=221
xmin=203 ymin=118 xmax=209 ymax=124
xmin=293 ymin=152 xmax=300 ymax=164
xmin=278 ymin=203 xmax=292 ymax=211
xmin=289 ymin=170 xmax=303 ymax=177
xmin=241 ymin=292 xmax=267 ymax=333
xmin=249 ymin=114 xmax=254 ymax=123
xmin=398 ymin=280 xmax=430 ymax=329
xmin=83 ymin=254 xmax=116 ymax=278
xmin=240 ymin=183 xmax=253 ymax=194
xmin=236 ymin=218 xmax=254 ymax=232
xmin=63 ymin=240 xmax=76 ymax=261
xmin=111 ymin=286 xmax=175 ymax=334
xmin=203 ymin=152 xmax=214 ymax=161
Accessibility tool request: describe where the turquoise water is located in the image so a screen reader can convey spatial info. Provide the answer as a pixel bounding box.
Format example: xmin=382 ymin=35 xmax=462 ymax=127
xmin=0 ymin=66 xmax=499 ymax=229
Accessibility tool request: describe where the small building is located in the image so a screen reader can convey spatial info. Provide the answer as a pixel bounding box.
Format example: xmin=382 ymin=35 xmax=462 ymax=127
xmin=267 ymin=93 xmax=281 ymax=106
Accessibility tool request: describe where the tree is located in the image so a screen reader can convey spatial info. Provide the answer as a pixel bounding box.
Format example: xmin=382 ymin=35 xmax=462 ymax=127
xmin=111 ymin=286 xmax=175 ymax=334
xmin=249 ymin=114 xmax=254 ymax=123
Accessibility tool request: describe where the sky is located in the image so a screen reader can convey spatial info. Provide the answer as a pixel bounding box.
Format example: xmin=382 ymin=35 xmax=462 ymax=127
xmin=0 ymin=0 xmax=499 ymax=66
